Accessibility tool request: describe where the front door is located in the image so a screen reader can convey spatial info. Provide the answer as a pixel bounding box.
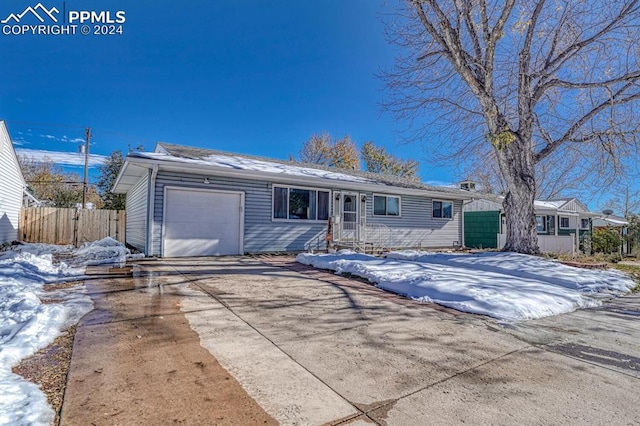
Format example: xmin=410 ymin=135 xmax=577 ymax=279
xmin=341 ymin=192 xmax=359 ymax=241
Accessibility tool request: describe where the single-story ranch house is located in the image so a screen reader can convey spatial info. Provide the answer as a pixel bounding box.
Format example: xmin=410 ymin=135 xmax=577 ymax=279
xmin=112 ymin=143 xmax=471 ymax=257
xmin=0 ymin=120 xmax=26 ymax=244
xmin=464 ymin=196 xmax=599 ymax=254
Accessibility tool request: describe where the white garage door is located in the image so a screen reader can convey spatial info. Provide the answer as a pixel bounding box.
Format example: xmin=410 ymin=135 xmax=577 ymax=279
xmin=163 ymin=187 xmax=243 ymax=257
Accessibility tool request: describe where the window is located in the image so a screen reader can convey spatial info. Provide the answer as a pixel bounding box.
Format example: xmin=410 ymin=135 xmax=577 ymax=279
xmin=373 ymin=195 xmax=400 ymax=216
xmin=432 ymin=200 xmax=453 ymax=219
xmin=560 ymin=216 xmax=570 ymax=229
xmin=273 ymin=186 xmax=330 ymax=220
xmin=581 ymin=218 xmax=590 ymax=229
xmin=536 ymin=216 xmax=547 ymax=232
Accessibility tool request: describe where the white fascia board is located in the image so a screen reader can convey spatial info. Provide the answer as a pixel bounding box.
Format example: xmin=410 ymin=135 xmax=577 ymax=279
xmin=112 ymin=158 xmax=154 ymax=193
xmin=553 ymin=210 xmax=580 ymax=217
xmin=126 ymin=157 xmax=466 ymax=200
xmin=114 ymin=155 xmax=470 ymax=200
xmin=155 ymin=162 xmax=469 ymax=200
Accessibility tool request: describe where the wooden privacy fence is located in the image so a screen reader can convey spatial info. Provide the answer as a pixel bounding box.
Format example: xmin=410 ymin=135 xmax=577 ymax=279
xmin=20 ymin=207 xmax=126 ymax=247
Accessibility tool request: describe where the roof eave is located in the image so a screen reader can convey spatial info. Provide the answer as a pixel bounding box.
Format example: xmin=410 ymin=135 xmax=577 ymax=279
xmin=117 ymin=155 xmax=470 ymax=200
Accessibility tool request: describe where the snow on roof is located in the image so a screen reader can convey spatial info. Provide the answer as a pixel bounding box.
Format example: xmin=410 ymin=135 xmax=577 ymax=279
xmin=121 ymin=142 xmax=468 ymax=196
xmin=534 ymin=199 xmax=570 ymax=209
xmin=133 ymin=150 xmax=375 ymax=184
xmin=470 ymin=195 xmax=593 ymax=214
xmin=594 ymin=215 xmax=629 ymax=226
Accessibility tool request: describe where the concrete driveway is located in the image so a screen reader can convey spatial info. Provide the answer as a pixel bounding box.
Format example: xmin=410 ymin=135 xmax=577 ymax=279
xmin=61 ymin=256 xmax=640 ymax=425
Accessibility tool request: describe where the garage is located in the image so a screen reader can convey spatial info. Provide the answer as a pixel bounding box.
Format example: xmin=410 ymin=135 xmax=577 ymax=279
xmin=163 ymin=187 xmax=244 ymax=257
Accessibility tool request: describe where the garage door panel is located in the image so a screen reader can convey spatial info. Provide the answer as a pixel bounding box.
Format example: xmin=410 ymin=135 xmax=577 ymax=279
xmin=168 ymin=208 xmax=238 ymax=224
xmin=163 ymin=188 xmax=243 ymax=257
xmin=165 ymin=239 xmax=231 ymax=257
xmin=165 ymin=225 xmax=240 ymax=240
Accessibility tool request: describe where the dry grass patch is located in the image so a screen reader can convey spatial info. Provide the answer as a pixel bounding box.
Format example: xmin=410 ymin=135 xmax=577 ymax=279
xmin=12 ymin=326 xmax=77 ymax=426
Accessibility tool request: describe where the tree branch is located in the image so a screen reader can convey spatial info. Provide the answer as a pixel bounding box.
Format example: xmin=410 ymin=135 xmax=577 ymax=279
xmin=535 ymin=0 xmax=640 ymax=79
xmin=534 ymin=83 xmax=640 ymax=162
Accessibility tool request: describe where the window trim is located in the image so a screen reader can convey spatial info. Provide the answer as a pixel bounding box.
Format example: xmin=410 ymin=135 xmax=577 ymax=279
xmin=580 ymin=218 xmax=590 ymax=230
xmin=559 ymin=216 xmax=570 ymax=229
xmin=432 ymin=199 xmax=454 ymax=220
xmin=536 ymin=215 xmax=547 ymax=232
xmin=272 ymin=185 xmax=331 ymax=222
xmin=372 ymin=193 xmax=402 ymax=217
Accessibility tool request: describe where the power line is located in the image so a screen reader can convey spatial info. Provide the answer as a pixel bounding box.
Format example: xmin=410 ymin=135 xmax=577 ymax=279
xmin=6 ymin=120 xmax=154 ymax=148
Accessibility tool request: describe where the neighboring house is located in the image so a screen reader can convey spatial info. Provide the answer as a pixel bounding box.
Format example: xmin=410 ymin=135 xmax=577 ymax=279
xmin=112 ymin=143 xmax=470 ymax=257
xmin=592 ymin=214 xmax=631 ymax=255
xmin=23 ymin=187 xmax=42 ymax=207
xmin=464 ymin=196 xmax=598 ymax=254
xmin=0 ymin=121 xmax=27 ymax=244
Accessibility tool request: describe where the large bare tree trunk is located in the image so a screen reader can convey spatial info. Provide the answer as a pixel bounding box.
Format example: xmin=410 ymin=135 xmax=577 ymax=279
xmin=495 ymin=135 xmax=539 ymax=254
xmin=386 ymin=1 xmax=640 ymax=254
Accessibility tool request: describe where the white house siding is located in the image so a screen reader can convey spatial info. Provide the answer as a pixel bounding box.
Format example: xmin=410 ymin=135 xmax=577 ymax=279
xmin=557 ymin=215 xmax=579 ymax=230
xmin=561 ymin=199 xmax=586 ymax=213
xmin=125 ymin=171 xmax=149 ymax=252
xmin=0 ymin=122 xmax=25 ymax=244
xmin=465 ymin=198 xmax=502 ymax=212
xmin=150 ymin=172 xmax=328 ymax=256
xmin=366 ymin=193 xmax=463 ymax=248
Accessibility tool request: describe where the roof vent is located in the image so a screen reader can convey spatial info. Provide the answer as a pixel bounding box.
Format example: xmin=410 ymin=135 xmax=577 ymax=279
xmin=459 ymin=180 xmax=477 ymax=191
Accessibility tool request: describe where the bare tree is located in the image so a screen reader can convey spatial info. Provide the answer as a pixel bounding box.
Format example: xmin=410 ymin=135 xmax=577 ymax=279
xmin=462 ymin=145 xmax=587 ymax=199
xmin=385 ymin=0 xmax=640 ymax=253
xmin=601 ymin=184 xmax=640 ymax=216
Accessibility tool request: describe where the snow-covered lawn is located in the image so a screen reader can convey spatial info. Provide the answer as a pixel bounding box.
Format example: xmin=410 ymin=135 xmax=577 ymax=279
xmin=296 ymin=250 xmax=637 ymax=322
xmin=0 ymin=238 xmax=140 ymax=425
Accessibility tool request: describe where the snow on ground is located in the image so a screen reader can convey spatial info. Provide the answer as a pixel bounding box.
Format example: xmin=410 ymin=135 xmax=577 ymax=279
xmin=0 ymin=238 xmax=140 ymax=426
xmin=296 ymin=250 xmax=637 ymax=322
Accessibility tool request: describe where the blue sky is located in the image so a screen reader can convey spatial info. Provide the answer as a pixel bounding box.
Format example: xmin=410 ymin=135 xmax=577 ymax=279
xmin=1 ymin=1 xmax=636 ymax=212
xmin=1 ymin=0 xmax=456 ymax=184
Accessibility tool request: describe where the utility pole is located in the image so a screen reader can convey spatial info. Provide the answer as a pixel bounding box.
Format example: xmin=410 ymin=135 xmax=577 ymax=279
xmin=82 ymin=127 xmax=91 ymax=209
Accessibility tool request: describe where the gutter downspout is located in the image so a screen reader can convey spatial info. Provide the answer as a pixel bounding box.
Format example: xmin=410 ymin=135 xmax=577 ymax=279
xmin=145 ymin=164 xmax=158 ymax=256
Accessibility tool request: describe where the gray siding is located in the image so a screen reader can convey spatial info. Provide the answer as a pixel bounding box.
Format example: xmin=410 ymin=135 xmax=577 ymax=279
xmin=0 ymin=123 xmax=24 ymax=243
xmin=147 ymin=171 xmax=464 ymax=255
xmin=366 ymin=192 xmax=463 ymax=248
xmin=150 ymin=172 xmax=327 ymax=256
xmin=125 ymin=172 xmax=149 ymax=252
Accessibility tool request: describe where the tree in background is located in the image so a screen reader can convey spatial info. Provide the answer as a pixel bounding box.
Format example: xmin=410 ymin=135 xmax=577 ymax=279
xmin=296 ymin=133 xmax=420 ymax=179
xmin=19 ymin=155 xmax=103 ymax=208
xmin=626 ymin=214 xmax=640 ymax=255
xmin=385 ymin=1 xmax=640 ymax=253
xmin=96 ymin=151 xmax=126 ymax=210
xmin=297 ymin=133 xmax=360 ymax=171
xmin=362 ymin=141 xmax=419 ymax=179
xmin=601 ymin=184 xmax=640 ymax=218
